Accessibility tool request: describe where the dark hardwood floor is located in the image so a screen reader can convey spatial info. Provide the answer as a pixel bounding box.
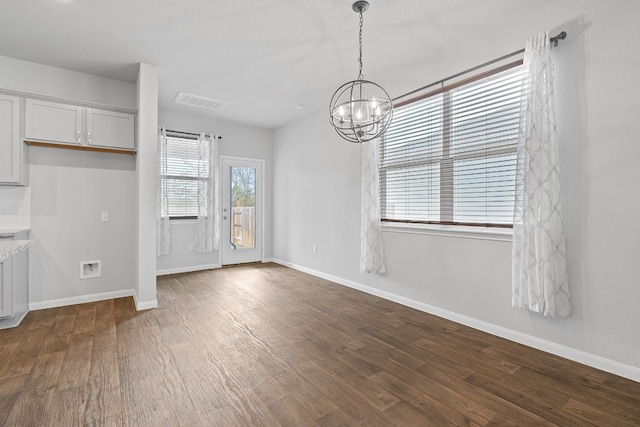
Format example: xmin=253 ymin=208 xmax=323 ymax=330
xmin=1 ymin=263 xmax=639 ymax=426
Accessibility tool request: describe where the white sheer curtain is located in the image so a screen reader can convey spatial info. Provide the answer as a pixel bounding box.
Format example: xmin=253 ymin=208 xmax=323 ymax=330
xmin=360 ymin=139 xmax=385 ymax=274
xmin=512 ymin=31 xmax=571 ymax=317
xmin=156 ymin=127 xmax=170 ymax=257
xmin=193 ymin=133 xmax=220 ymax=253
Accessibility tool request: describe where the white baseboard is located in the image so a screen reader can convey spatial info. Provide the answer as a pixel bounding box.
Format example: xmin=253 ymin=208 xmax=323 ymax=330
xmin=269 ymin=258 xmax=640 ymax=383
xmin=28 ymin=261 xmax=220 ymax=313
xmin=132 ymin=290 xmax=158 ymax=311
xmin=156 ymin=263 xmax=221 ymax=276
xmin=0 ymin=309 xmax=29 ymax=330
xmin=29 ymin=289 xmax=135 ymax=311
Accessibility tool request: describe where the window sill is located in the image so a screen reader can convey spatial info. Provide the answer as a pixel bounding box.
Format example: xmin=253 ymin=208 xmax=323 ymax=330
xmin=169 ymin=218 xmax=197 ymax=224
xmin=381 ymin=222 xmax=512 ymax=242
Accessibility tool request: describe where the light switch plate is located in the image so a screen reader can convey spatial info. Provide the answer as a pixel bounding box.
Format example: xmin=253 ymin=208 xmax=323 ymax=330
xmin=101 ymin=212 xmax=109 ymax=222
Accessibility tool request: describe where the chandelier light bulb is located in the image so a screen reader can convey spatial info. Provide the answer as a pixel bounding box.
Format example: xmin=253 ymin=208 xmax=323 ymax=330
xmin=338 ymin=105 xmax=345 ymax=123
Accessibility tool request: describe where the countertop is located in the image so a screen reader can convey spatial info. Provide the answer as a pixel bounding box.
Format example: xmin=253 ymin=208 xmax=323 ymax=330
xmin=0 ymin=228 xmax=30 ymax=238
xmin=0 ymin=240 xmax=34 ymax=262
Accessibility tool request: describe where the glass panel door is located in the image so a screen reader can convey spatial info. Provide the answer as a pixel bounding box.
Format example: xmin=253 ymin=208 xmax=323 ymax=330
xmin=221 ymin=157 xmax=263 ymax=265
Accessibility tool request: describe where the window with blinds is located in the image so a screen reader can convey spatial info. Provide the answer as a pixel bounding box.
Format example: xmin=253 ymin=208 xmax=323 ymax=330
xmin=380 ymin=63 xmax=523 ymax=227
xmin=161 ymin=134 xmax=208 ymax=218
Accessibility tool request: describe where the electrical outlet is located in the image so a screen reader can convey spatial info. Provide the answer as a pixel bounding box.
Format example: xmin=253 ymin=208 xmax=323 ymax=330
xmin=101 ymin=212 xmax=109 ymax=222
xmin=313 ymin=245 xmax=318 ymax=254
xmin=188 ymin=243 xmax=194 ymax=251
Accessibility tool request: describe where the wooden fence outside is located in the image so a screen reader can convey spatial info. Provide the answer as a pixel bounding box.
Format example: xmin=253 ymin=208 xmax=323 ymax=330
xmin=231 ymin=207 xmax=255 ymax=249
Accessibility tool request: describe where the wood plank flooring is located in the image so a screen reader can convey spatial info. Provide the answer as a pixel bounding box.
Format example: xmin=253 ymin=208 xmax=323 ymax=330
xmin=1 ymin=262 xmax=639 ymax=426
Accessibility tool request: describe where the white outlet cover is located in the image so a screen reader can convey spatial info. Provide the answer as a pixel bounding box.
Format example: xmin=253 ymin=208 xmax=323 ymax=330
xmin=101 ymin=212 xmax=109 ymax=222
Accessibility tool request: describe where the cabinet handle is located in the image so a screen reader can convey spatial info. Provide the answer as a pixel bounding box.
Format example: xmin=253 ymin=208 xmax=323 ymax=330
xmin=75 ymin=130 xmax=81 ymax=142
xmin=87 ymin=132 xmax=92 ymax=144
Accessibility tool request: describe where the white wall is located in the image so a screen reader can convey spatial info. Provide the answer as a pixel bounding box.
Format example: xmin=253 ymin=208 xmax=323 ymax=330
xmin=0 ymin=186 xmax=29 ymax=230
xmin=0 ymin=55 xmax=139 ymax=308
xmin=29 ymin=148 xmax=136 ymax=306
xmin=135 ymin=63 xmax=159 ymax=309
xmin=0 ymin=55 xmax=136 ymax=109
xmin=272 ymin=1 xmax=640 ymax=380
xmin=156 ymin=110 xmax=273 ymax=274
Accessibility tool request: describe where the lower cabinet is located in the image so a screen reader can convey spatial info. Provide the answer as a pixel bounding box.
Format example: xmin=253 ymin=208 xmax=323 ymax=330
xmin=0 ymin=257 xmax=11 ymax=318
xmin=0 ymin=248 xmax=29 ymax=329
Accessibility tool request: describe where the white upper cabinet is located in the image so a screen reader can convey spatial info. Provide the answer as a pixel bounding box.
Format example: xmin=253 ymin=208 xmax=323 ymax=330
xmin=86 ymin=108 xmax=135 ymax=150
xmin=0 ymin=94 xmax=23 ymax=185
xmin=25 ymin=99 xmax=83 ymax=145
xmin=25 ymin=98 xmax=136 ymax=152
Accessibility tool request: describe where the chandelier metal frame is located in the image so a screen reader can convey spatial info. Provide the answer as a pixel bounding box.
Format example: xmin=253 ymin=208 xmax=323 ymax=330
xmin=329 ymin=1 xmax=393 ymax=143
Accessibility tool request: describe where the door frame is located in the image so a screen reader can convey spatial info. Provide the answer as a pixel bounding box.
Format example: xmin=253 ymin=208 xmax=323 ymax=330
xmin=219 ymin=155 xmax=265 ymax=266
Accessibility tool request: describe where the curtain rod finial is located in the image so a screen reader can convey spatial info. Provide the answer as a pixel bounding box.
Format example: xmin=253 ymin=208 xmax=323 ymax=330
xmin=552 ymin=31 xmax=567 ymax=46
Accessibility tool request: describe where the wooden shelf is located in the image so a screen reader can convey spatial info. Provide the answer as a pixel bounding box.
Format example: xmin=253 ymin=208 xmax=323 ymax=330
xmin=24 ymin=140 xmax=136 ymax=155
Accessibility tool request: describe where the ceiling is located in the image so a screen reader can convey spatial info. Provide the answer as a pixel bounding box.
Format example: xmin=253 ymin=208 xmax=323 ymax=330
xmin=0 ymin=0 xmax=550 ymax=130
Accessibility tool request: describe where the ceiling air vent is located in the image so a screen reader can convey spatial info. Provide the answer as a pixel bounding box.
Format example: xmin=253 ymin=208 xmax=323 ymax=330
xmin=174 ymin=92 xmax=228 ymax=111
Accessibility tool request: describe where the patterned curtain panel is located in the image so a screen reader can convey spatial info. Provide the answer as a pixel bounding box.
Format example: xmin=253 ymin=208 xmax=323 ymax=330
xmin=193 ymin=133 xmax=220 ymax=253
xmin=156 ymin=128 xmax=170 ymax=256
xmin=512 ymin=32 xmax=571 ymax=316
xmin=360 ymin=139 xmax=385 ymax=274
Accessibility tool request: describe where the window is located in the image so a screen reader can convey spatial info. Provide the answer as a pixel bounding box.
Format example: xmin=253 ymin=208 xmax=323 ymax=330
xmin=160 ymin=133 xmax=209 ymax=219
xmin=380 ymin=63 xmax=523 ymax=227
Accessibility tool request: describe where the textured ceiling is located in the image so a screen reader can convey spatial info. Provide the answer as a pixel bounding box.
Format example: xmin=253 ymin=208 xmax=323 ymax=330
xmin=0 ymin=0 xmax=552 ymax=129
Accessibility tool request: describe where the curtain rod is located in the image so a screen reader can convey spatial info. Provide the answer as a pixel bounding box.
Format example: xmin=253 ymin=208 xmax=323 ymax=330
xmin=165 ymin=128 xmax=222 ymax=140
xmin=392 ymin=31 xmax=567 ymax=102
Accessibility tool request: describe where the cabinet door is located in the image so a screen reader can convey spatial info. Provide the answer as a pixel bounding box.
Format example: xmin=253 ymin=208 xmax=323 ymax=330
xmin=86 ymin=108 xmax=135 ymax=150
xmin=25 ymin=99 xmax=83 ymax=145
xmin=0 ymin=258 xmax=12 ymax=318
xmin=0 ymin=94 xmax=21 ymax=184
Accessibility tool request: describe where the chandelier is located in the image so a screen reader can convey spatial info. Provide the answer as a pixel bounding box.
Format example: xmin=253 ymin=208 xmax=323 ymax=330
xmin=329 ymin=1 xmax=393 ymax=143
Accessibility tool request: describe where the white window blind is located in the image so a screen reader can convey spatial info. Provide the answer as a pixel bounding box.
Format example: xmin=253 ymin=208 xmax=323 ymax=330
xmin=161 ymin=134 xmax=209 ymax=218
xmin=381 ymin=63 xmax=523 ymax=227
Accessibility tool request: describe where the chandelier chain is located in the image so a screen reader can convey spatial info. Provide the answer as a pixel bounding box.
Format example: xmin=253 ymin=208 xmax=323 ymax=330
xmin=358 ymin=10 xmax=364 ymax=80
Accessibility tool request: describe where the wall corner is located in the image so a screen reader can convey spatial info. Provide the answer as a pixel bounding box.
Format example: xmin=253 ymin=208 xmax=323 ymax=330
xmin=135 ymin=62 xmax=159 ymax=309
